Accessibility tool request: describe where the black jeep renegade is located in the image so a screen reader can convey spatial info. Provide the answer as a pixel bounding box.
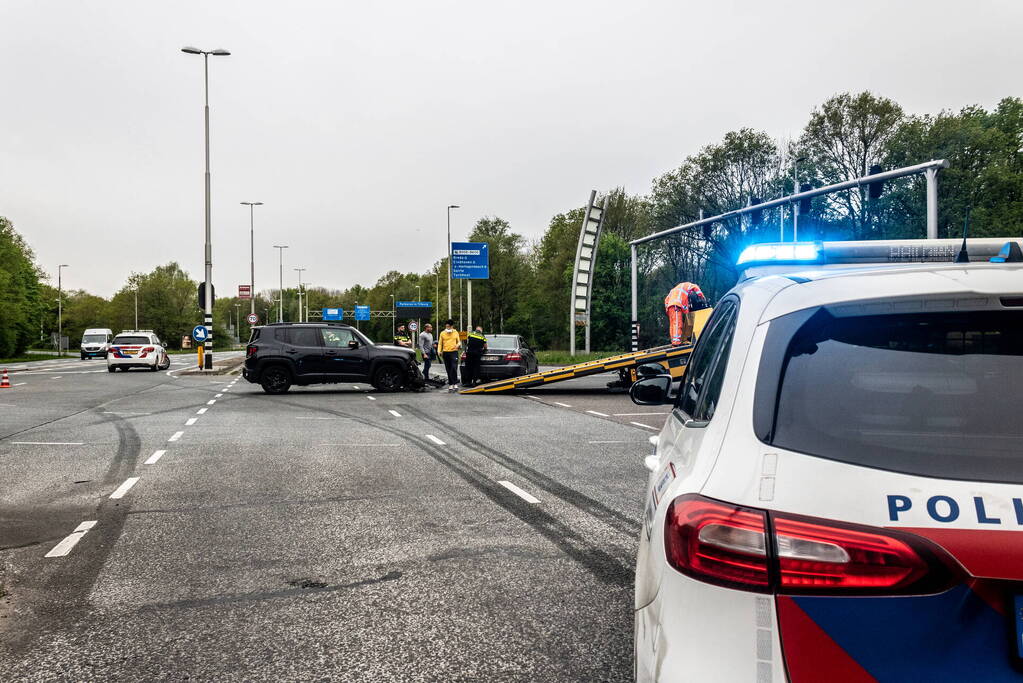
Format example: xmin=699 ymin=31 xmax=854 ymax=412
xmin=243 ymin=323 xmax=424 ymax=394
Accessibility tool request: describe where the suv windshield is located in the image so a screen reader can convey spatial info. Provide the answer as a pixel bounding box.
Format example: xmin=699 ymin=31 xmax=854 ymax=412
xmin=82 ymin=334 xmax=106 ymax=343
xmin=762 ymin=308 xmax=1023 ymax=483
xmin=112 ymin=336 xmax=150 ymax=345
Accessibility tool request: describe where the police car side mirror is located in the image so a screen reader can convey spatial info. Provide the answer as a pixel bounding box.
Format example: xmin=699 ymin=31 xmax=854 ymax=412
xmin=630 ymin=376 xmax=672 ymax=406
xmin=348 ymin=340 xmax=359 ymax=349
xmin=636 ymin=362 xmax=667 ymax=378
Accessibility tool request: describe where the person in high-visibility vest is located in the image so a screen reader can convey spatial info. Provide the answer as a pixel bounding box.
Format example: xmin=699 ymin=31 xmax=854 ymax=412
xmin=463 ymin=325 xmax=488 ymax=387
xmin=664 ymin=281 xmax=707 ymax=346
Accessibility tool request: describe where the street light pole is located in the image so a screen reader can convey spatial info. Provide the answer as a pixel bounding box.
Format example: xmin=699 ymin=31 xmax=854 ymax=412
xmin=233 ymin=303 xmax=241 ymax=341
xmin=57 ymin=264 xmax=69 ymax=355
xmin=273 ymin=245 xmax=288 ymax=322
xmin=294 ymin=267 xmax=306 ymax=322
xmin=134 ymin=284 xmax=139 ymax=330
xmin=792 ymin=155 xmax=806 ymax=241
xmin=182 ymin=46 xmax=230 ymax=369
xmin=390 ymin=294 xmax=395 ymax=341
xmin=241 ymin=201 xmax=262 ymax=316
xmin=446 ymin=205 xmax=459 ymax=320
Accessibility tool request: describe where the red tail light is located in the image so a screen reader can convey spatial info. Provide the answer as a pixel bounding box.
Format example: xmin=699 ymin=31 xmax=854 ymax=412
xmin=664 ymin=494 xmax=960 ymax=595
xmin=139 ymin=346 xmax=155 ymax=358
xmin=504 ymin=353 xmax=522 ymax=361
xmin=246 ymin=345 xmax=258 ymax=357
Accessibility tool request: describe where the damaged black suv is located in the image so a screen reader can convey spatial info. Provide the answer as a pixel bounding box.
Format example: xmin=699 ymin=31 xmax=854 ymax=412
xmin=243 ymin=323 xmax=424 ymax=394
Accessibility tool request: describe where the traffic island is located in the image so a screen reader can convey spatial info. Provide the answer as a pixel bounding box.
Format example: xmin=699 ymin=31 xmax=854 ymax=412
xmin=179 ymin=356 xmax=245 ymax=376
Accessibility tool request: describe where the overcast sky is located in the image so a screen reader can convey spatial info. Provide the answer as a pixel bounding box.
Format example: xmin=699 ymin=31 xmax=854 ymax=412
xmin=3 ymin=0 xmax=1020 ymax=299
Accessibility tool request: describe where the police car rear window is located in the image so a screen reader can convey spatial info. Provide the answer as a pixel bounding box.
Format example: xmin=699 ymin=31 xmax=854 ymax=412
xmin=112 ymin=336 xmax=150 ymax=345
xmin=764 ymin=309 xmax=1023 ymax=484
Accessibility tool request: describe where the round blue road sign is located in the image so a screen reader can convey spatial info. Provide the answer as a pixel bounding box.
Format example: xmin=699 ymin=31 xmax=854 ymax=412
xmin=192 ymin=325 xmax=209 ymax=342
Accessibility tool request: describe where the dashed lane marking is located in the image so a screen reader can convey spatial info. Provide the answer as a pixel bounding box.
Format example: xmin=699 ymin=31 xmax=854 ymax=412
xmin=498 ymin=480 xmax=541 ymax=504
xmin=45 ymin=521 xmax=97 ymax=558
xmin=388 ymin=410 xmax=402 ymax=418
xmin=144 ymin=450 xmax=166 ymax=465
xmin=631 ymin=422 xmax=659 ymax=431
xmin=207 ymin=400 xmax=216 ymax=405
xmin=586 ymin=410 xmax=609 ymax=417
xmin=425 ymin=434 xmax=446 ymax=445
xmin=215 ymin=393 xmax=223 ymax=398
xmin=554 ymin=402 xmax=572 ymax=408
xmin=196 ymin=408 xmax=207 ymax=415
xmin=109 ymin=476 xmax=140 ymax=499
xmin=367 ymin=396 xmax=376 ymax=401
xmin=185 ymin=417 xmax=198 ymax=426
xmin=168 ymin=431 xmax=183 ymax=442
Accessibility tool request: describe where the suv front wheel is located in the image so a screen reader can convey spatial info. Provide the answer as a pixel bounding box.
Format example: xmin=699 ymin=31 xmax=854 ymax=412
xmin=260 ymin=366 xmax=293 ymax=394
xmin=372 ymin=364 xmax=405 ymax=392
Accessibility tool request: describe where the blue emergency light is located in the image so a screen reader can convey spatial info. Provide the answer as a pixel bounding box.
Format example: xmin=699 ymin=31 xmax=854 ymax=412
xmin=736 ymin=242 xmax=822 ymax=266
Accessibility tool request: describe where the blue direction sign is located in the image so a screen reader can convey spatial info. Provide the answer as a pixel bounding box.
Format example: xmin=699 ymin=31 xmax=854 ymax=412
xmin=192 ymin=325 xmax=209 ymax=342
xmin=322 ymin=308 xmax=344 ymax=321
xmin=451 ymin=242 xmax=489 ymax=279
xmin=355 ymin=305 xmax=371 ymax=321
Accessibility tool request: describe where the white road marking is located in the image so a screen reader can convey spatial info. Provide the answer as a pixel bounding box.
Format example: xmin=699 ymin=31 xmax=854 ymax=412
xmin=144 ymin=449 xmax=166 ymax=465
xmin=45 ymin=520 xmax=97 ymax=558
xmin=109 ymin=476 xmax=140 ymax=499
xmin=215 ymin=393 xmax=223 ymax=398
xmin=51 ymin=376 xmax=62 ymax=380
xmin=207 ymin=400 xmax=216 ymax=405
xmin=388 ymin=410 xmax=402 ymax=418
xmin=554 ymin=402 xmax=572 ymax=408
xmin=352 ymin=385 xmax=360 ymax=389
xmin=631 ymin=422 xmax=659 ymax=431
xmin=586 ymin=410 xmax=609 ymax=417
xmin=614 ymin=412 xmax=670 ymax=416
xmin=13 ymin=382 xmax=26 ymax=386
xmin=196 ymin=408 xmax=207 ymax=415
xmin=425 ymin=434 xmax=446 ymax=445
xmin=296 ymin=417 xmax=337 ymax=420
xmin=185 ymin=417 xmax=198 ymax=426
xmin=366 ymin=396 xmax=376 ymax=401
xmin=11 ymin=441 xmax=84 ymax=445
xmin=168 ymin=431 xmax=183 ymax=442
xmin=498 ymin=480 xmax=541 ymax=504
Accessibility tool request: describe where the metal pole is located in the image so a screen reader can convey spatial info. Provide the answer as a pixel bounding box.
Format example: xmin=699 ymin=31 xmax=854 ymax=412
xmin=202 ymin=53 xmax=214 ymax=369
xmin=446 ymin=205 xmax=459 ymax=319
xmin=273 ymin=245 xmax=288 ymax=322
xmin=57 ymin=265 xmax=64 ymax=355
xmin=390 ymin=295 xmax=395 ymax=340
xmin=134 ymin=286 xmax=138 ymax=330
xmin=925 ymin=167 xmax=939 ymax=239
xmin=294 ymin=268 xmax=305 ymax=322
xmin=792 ymin=159 xmax=799 ymax=242
xmin=467 ymin=280 xmax=472 ymax=333
xmin=250 ymin=204 xmax=255 ymax=316
xmin=630 ymin=245 xmax=638 ymax=352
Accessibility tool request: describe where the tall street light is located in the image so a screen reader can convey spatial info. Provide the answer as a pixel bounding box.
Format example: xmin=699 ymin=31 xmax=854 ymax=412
xmin=182 ymin=45 xmax=230 ymax=369
xmin=294 ymin=267 xmax=306 ymax=322
xmin=792 ymin=155 xmax=807 ymax=241
xmin=240 ymin=201 xmax=262 ymax=316
xmin=57 ymin=264 xmax=69 ymax=355
xmin=390 ymin=294 xmax=395 ymax=341
xmin=446 ymin=205 xmax=459 ymax=320
xmin=415 ymin=285 xmax=421 ymax=348
xmin=273 ymin=245 xmax=288 ymax=322
xmin=233 ymin=303 xmax=241 ymax=341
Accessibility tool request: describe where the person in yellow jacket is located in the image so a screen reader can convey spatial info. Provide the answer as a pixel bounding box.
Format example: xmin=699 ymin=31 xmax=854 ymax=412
xmin=437 ymin=319 xmax=462 ymax=392
xmin=664 ymin=281 xmax=707 ymax=346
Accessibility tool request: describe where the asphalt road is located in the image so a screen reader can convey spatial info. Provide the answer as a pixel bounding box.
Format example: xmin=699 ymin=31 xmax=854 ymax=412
xmin=0 ymin=355 xmax=667 ymax=681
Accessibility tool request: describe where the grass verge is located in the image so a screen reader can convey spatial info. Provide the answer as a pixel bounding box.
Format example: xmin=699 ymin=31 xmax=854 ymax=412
xmin=535 ymin=350 xmax=624 ymax=365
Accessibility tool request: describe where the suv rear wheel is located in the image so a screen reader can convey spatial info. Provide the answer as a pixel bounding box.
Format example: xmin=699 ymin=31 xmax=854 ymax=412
xmin=372 ymin=364 xmax=405 ymax=392
xmin=260 ymin=365 xmax=292 ymax=394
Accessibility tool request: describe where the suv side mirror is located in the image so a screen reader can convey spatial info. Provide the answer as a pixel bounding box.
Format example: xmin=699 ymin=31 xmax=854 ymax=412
xmin=348 ymin=339 xmax=360 ymax=349
xmin=630 ymin=376 xmax=672 ymax=406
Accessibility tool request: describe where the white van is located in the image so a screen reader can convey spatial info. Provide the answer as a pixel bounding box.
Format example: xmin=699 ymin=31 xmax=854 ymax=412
xmin=80 ymin=328 xmax=113 ymax=359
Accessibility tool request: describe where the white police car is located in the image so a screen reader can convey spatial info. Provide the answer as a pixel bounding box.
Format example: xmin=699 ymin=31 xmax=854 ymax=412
xmin=106 ymin=330 xmax=170 ymax=372
xmin=629 ymin=238 xmax=1023 ymax=682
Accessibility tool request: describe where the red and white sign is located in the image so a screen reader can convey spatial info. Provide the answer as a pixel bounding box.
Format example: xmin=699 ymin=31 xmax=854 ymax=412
xmin=246 ymin=313 xmax=259 ymax=325
xmin=238 ymin=285 xmax=252 ymax=299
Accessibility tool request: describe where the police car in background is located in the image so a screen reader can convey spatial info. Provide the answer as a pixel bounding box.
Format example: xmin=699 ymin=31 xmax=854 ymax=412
xmin=629 ymin=238 xmax=1023 ymax=682
xmin=106 ymin=330 xmax=171 ymax=372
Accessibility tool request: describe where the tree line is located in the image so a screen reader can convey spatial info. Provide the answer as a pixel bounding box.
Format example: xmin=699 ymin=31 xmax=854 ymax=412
xmin=3 ymin=91 xmax=1020 ymax=357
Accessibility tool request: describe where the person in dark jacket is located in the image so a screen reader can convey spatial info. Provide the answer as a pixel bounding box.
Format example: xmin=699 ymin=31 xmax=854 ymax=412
xmin=463 ymin=325 xmax=487 ymax=386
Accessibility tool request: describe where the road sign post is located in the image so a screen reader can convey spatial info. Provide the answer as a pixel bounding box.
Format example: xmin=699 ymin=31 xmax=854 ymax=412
xmin=451 ymin=243 xmax=488 ymax=332
xmin=238 ymin=284 xmax=252 ymax=299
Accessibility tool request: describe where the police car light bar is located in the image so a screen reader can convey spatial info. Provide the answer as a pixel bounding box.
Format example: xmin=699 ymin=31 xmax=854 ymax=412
xmin=737 ymin=238 xmax=1022 ymax=271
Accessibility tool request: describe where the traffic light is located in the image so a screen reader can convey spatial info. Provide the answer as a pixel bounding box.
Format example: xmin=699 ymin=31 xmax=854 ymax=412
xmin=749 ymin=197 xmax=764 ymax=225
xmin=868 ymin=164 xmax=884 ymax=200
xmin=799 ymin=184 xmax=812 ymax=215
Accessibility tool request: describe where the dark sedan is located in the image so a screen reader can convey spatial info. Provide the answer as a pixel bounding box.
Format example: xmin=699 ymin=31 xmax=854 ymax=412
xmin=460 ymin=334 xmax=539 ymax=384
